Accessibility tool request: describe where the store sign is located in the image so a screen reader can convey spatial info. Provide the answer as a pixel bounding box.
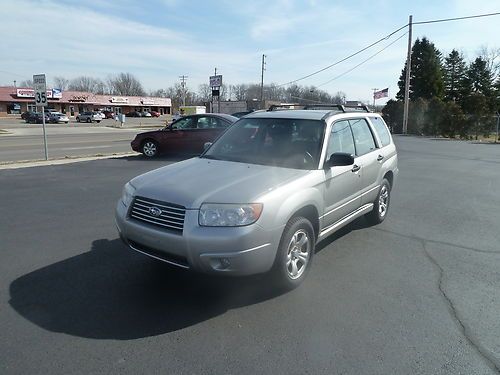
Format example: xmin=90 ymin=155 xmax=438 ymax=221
xmin=141 ymin=99 xmax=155 ymax=105
xmin=111 ymin=97 xmax=128 ymax=103
xmin=52 ymin=88 xmax=62 ymax=98
xmin=17 ymin=88 xmax=54 ymax=98
xmin=209 ymin=75 xmax=222 ymax=88
xmin=69 ymin=94 xmax=89 ymax=102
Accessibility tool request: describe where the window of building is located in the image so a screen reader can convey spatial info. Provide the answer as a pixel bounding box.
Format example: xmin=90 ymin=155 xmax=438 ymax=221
xmin=7 ymin=103 xmax=21 ymax=114
xmin=27 ymin=104 xmax=37 ymax=113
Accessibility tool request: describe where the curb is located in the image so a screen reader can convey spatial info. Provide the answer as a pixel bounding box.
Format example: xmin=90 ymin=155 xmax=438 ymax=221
xmin=0 ymin=152 xmax=139 ymax=170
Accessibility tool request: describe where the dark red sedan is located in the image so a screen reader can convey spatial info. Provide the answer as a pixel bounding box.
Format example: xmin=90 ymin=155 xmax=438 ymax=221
xmin=131 ymin=113 xmax=238 ymax=157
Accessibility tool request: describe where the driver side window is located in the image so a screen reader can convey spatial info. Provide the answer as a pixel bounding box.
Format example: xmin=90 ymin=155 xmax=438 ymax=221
xmin=174 ymin=117 xmax=196 ymax=129
xmin=327 ymin=120 xmax=355 ymax=157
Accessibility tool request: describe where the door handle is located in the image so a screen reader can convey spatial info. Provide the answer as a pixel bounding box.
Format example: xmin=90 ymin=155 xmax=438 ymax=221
xmin=377 ymin=155 xmax=384 ymax=162
xmin=351 ymin=164 xmax=361 ymax=172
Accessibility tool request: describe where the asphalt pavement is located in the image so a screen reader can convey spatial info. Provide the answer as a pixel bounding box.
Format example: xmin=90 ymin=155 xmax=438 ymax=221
xmin=0 ymin=137 xmax=499 ymax=374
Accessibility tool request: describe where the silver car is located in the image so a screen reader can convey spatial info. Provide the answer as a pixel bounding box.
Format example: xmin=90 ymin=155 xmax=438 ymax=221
xmin=49 ymin=112 xmax=69 ymax=124
xmin=116 ymin=106 xmax=398 ymax=289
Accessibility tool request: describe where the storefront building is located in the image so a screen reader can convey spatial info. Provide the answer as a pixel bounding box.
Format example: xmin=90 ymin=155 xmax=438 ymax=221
xmin=0 ymin=87 xmax=171 ymax=117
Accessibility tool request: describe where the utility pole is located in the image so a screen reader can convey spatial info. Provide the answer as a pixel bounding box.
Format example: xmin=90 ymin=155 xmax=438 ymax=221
xmin=402 ymin=15 xmax=413 ymax=134
xmin=179 ymin=75 xmax=188 ymax=107
xmin=13 ymin=80 xmax=16 ymax=88
xmin=260 ymin=54 xmax=266 ymax=103
xmin=372 ymin=88 xmax=379 ymax=108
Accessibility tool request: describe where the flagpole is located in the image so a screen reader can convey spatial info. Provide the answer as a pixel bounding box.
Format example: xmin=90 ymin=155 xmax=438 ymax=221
xmin=372 ymin=88 xmax=378 ymax=108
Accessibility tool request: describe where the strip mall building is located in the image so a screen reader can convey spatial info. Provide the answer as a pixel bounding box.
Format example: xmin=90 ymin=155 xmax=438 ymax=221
xmin=0 ymin=87 xmax=172 ymax=117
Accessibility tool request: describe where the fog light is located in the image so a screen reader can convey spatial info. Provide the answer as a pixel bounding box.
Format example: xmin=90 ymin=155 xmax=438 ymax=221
xmin=219 ymin=258 xmax=231 ymax=269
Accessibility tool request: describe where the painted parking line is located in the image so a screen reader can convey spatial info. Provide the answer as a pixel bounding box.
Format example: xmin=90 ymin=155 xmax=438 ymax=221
xmin=59 ymin=145 xmax=114 ymax=150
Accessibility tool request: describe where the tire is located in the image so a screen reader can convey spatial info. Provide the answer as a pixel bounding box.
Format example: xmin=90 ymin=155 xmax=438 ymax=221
xmin=365 ymin=178 xmax=391 ymax=225
xmin=142 ymin=140 xmax=159 ymax=158
xmin=270 ymin=216 xmax=315 ymax=290
xmin=77 ymin=118 xmax=80 ymax=122
xmin=97 ymin=120 xmax=101 ymax=123
xmin=86 ymin=118 xmax=91 ymax=123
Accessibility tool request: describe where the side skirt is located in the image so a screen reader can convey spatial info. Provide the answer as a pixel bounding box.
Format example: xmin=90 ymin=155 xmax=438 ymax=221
xmin=318 ymin=203 xmax=374 ymax=241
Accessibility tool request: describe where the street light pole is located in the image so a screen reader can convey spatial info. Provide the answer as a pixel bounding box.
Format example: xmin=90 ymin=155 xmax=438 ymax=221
xmin=402 ymin=15 xmax=413 ymax=134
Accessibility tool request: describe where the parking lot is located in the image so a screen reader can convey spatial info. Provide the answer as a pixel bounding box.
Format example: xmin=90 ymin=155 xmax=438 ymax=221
xmin=0 ymin=136 xmax=499 ymax=374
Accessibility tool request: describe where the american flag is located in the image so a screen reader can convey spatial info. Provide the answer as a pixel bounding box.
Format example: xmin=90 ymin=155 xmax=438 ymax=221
xmin=373 ymin=88 xmax=389 ymax=100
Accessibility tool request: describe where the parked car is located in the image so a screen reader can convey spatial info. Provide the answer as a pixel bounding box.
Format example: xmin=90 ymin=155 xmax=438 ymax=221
xmin=131 ymin=113 xmax=238 ymax=157
xmin=25 ymin=112 xmax=50 ymax=124
xmin=49 ymin=112 xmax=70 ymax=124
xmin=150 ymin=111 xmax=160 ymax=117
xmin=95 ymin=111 xmax=105 ymax=120
xmin=117 ymin=106 xmax=398 ymax=289
xmin=126 ymin=111 xmax=142 ymax=117
xmin=143 ymin=112 xmax=152 ymax=117
xmin=231 ymin=110 xmax=255 ymax=118
xmin=76 ymin=111 xmax=102 ymax=123
xmin=102 ymin=110 xmax=115 ymax=119
xmin=21 ymin=111 xmax=34 ymax=120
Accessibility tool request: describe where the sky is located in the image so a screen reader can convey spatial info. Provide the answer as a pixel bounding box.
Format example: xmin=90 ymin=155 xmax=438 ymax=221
xmin=0 ymin=0 xmax=499 ymax=104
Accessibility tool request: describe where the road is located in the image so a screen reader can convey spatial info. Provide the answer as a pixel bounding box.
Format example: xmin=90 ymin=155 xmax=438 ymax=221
xmin=1 ymin=137 xmax=499 ymax=374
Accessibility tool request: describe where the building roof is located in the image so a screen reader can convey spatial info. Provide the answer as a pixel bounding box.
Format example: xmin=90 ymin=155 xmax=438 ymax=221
xmin=0 ymin=86 xmax=171 ymax=107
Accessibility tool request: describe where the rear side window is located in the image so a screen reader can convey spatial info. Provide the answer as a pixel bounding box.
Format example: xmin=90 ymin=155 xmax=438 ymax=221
xmin=349 ymin=118 xmax=377 ymax=156
xmin=370 ymin=117 xmax=391 ymax=147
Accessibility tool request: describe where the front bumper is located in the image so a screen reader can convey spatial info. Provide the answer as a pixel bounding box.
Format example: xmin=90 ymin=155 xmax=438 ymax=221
xmin=115 ymin=201 xmax=281 ymax=276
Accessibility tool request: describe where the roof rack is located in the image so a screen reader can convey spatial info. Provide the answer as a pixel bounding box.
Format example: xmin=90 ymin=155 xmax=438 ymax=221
xmin=303 ymin=104 xmax=371 ymax=113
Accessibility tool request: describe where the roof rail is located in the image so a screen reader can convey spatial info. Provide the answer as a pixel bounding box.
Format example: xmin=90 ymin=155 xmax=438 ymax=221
xmin=303 ymin=103 xmax=371 ymax=113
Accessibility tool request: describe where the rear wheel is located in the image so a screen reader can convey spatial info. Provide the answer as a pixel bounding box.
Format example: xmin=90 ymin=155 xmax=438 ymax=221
xmin=365 ymin=178 xmax=391 ymax=225
xmin=86 ymin=118 xmax=91 ymax=123
xmin=271 ymin=216 xmax=315 ymax=290
xmin=77 ymin=117 xmax=80 ymax=122
xmin=142 ymin=140 xmax=158 ymax=157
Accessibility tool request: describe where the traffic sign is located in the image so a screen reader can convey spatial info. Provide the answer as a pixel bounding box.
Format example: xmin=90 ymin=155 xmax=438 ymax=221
xmin=33 ymin=74 xmax=48 ymax=107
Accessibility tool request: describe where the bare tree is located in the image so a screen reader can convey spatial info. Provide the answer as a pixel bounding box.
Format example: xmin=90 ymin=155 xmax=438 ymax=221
xmin=19 ymin=79 xmax=33 ymax=88
xmin=197 ymin=84 xmax=212 ymax=102
xmin=478 ymin=46 xmax=500 ymax=81
xmin=107 ymin=72 xmax=145 ymax=96
xmin=68 ymin=76 xmax=106 ymax=93
xmin=53 ymin=76 xmax=69 ymax=90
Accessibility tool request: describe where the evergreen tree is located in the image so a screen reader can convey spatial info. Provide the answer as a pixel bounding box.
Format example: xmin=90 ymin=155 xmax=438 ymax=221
xmin=464 ymin=57 xmax=495 ymax=111
xmin=397 ymin=37 xmax=445 ymax=100
xmin=443 ymin=49 xmax=467 ymax=103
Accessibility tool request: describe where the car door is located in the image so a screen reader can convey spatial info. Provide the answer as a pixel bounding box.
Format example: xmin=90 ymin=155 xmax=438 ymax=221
xmin=160 ymin=116 xmax=198 ymax=154
xmin=322 ymin=120 xmax=362 ymax=228
xmin=349 ymin=118 xmax=381 ymax=205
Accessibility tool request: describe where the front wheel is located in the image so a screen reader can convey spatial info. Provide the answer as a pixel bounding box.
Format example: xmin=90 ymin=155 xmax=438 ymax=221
xmin=365 ymin=178 xmax=391 ymax=225
xmin=271 ymin=217 xmax=315 ymax=290
xmin=142 ymin=140 xmax=158 ymax=157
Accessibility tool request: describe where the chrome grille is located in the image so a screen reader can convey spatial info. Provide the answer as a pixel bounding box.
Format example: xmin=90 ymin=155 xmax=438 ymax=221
xmin=130 ymin=196 xmax=185 ymax=233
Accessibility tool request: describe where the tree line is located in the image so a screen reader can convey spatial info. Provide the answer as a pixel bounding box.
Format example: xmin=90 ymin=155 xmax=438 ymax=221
xmin=383 ymin=37 xmax=500 ymax=138
xmin=18 ymin=73 xmax=346 ymax=110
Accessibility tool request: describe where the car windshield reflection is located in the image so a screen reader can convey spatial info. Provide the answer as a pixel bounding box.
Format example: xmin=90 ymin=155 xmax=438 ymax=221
xmin=202 ymin=118 xmax=325 ymax=170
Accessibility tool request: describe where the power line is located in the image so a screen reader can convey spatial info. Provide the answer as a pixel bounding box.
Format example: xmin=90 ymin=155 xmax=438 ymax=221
xmin=315 ymin=31 xmax=408 ymax=88
xmin=414 ymin=12 xmax=500 ymax=25
xmin=276 ymin=23 xmax=409 ymax=87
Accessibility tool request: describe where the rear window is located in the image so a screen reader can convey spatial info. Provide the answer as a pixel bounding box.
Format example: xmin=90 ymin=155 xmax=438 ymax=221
xmin=370 ymin=117 xmax=391 ymax=147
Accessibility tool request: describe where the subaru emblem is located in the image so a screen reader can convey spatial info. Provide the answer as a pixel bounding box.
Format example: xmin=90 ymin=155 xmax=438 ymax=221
xmin=149 ymin=207 xmax=162 ymax=217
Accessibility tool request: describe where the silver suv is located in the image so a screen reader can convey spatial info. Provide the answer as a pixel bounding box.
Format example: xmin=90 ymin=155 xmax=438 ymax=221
xmin=76 ymin=111 xmax=102 ymax=123
xmin=115 ymin=105 xmax=398 ymax=289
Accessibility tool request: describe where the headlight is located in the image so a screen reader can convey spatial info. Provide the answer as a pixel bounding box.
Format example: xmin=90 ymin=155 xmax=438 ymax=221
xmin=121 ymin=182 xmax=136 ymax=207
xmin=199 ymin=203 xmax=263 ymax=227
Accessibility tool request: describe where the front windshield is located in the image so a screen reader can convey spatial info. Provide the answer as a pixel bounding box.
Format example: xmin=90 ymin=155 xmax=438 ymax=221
xmin=203 ymin=118 xmax=325 ymax=170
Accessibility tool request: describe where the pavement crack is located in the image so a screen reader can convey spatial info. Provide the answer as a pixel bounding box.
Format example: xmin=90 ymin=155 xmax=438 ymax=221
xmin=419 ymin=239 xmax=500 ymax=374
xmin=372 ymin=227 xmax=499 ymax=255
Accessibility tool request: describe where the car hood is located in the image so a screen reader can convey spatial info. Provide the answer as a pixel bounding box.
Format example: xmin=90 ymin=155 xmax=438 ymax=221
xmin=130 ymin=157 xmax=311 ymax=209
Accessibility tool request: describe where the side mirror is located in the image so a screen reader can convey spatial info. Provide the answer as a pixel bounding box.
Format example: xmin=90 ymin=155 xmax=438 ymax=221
xmin=325 ymin=152 xmax=354 ymax=168
xmin=203 ymin=142 xmax=213 ymax=151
